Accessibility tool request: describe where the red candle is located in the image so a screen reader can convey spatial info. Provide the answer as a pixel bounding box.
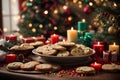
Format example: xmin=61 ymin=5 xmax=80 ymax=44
xmin=5 ymin=34 xmax=17 ymax=41
xmin=93 ymin=42 xmax=104 ymax=58
xmin=50 ymin=34 xmax=59 ymax=44
xmin=5 ymin=54 xmax=16 ymax=63
xmin=90 ymin=62 xmax=102 ymax=71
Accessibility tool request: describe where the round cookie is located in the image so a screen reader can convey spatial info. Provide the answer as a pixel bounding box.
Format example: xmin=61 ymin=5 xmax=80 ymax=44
xmin=30 ymin=41 xmax=44 ymax=47
xmin=52 ymin=44 xmax=66 ymax=51
xmin=7 ymin=62 xmax=23 ymax=70
xmin=76 ymin=66 xmax=95 ymax=74
xmin=20 ymin=61 xmax=39 ymax=71
xmin=83 ymin=48 xmax=93 ymax=55
xmin=102 ymin=64 xmax=118 ymax=71
xmin=57 ymin=50 xmax=70 ymax=57
xmin=57 ymin=41 xmax=75 ymax=47
xmin=71 ymin=47 xmax=84 ymax=56
xmin=35 ymin=64 xmax=52 ymax=71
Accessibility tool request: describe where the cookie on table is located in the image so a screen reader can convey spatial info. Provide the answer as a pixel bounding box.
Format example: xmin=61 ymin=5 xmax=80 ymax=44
xmin=20 ymin=61 xmax=39 ymax=71
xmin=35 ymin=63 xmax=52 ymax=71
xmin=70 ymin=47 xmax=84 ymax=56
xmin=57 ymin=41 xmax=75 ymax=47
xmin=83 ymin=47 xmax=93 ymax=55
xmin=7 ymin=62 xmax=23 ymax=70
xmin=102 ymin=64 xmax=118 ymax=71
xmin=57 ymin=50 xmax=70 ymax=57
xmin=76 ymin=66 xmax=95 ymax=74
xmin=52 ymin=44 xmax=66 ymax=51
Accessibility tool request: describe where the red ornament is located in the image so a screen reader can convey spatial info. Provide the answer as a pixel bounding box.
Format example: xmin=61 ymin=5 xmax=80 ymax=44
xmin=83 ymin=6 xmax=92 ymax=14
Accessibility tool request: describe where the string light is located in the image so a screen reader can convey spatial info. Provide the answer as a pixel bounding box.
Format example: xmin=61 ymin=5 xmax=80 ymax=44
xmin=32 ymin=28 xmax=36 ymax=32
xmin=29 ymin=0 xmax=33 ymax=2
xmin=68 ymin=16 xmax=72 ymax=21
xmin=79 ymin=4 xmax=82 ymax=8
xmin=113 ymin=3 xmax=117 ymax=7
xmin=63 ymin=5 xmax=68 ymax=10
xmin=21 ymin=15 xmax=25 ymax=18
xmin=39 ymin=24 xmax=43 ymax=28
xmin=78 ymin=1 xmax=82 ymax=4
xmin=54 ymin=26 xmax=58 ymax=30
xmin=44 ymin=10 xmax=48 ymax=14
xmin=48 ymin=23 xmax=52 ymax=27
xmin=54 ymin=9 xmax=58 ymax=14
xmin=28 ymin=23 xmax=32 ymax=27
xmin=89 ymin=2 xmax=93 ymax=6
xmin=19 ymin=35 xmax=23 ymax=39
xmin=73 ymin=0 xmax=78 ymax=3
xmin=82 ymin=19 xmax=86 ymax=22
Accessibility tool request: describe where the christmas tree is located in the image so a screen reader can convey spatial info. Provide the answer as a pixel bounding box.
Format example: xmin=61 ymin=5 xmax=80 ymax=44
xmin=18 ymin=0 xmax=120 ymax=44
xmin=18 ymin=0 xmax=94 ymax=38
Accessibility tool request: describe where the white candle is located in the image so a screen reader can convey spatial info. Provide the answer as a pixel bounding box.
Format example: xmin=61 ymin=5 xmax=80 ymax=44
xmin=109 ymin=42 xmax=119 ymax=53
xmin=67 ymin=27 xmax=78 ymax=42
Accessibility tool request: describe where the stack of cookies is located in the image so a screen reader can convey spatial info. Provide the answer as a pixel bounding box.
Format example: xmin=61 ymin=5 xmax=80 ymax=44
xmin=6 ymin=61 xmax=61 ymax=72
xmin=36 ymin=41 xmax=93 ymax=57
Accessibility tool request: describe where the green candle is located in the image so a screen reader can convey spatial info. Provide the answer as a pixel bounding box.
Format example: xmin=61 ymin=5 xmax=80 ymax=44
xmin=78 ymin=21 xmax=87 ymax=31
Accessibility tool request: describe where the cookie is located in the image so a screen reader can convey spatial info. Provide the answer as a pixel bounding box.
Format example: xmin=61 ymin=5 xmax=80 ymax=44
xmin=30 ymin=41 xmax=44 ymax=47
xmin=36 ymin=45 xmax=57 ymax=56
xmin=76 ymin=66 xmax=95 ymax=74
xmin=83 ymin=47 xmax=93 ymax=55
xmin=52 ymin=44 xmax=66 ymax=51
xmin=7 ymin=62 xmax=23 ymax=70
xmin=57 ymin=41 xmax=75 ymax=47
xmin=70 ymin=47 xmax=84 ymax=56
xmin=35 ymin=64 xmax=52 ymax=71
xmin=20 ymin=61 xmax=39 ymax=71
xmin=102 ymin=64 xmax=118 ymax=71
xmin=57 ymin=50 xmax=70 ymax=57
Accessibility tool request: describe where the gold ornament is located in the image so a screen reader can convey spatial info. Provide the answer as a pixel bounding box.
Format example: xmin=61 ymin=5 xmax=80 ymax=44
xmin=108 ymin=26 xmax=117 ymax=34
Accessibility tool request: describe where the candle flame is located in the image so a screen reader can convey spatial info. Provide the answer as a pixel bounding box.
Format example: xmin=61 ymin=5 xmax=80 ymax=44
xmin=98 ymin=42 xmax=100 ymax=45
xmin=95 ymin=62 xmax=97 ymax=65
xmin=63 ymin=39 xmax=65 ymax=42
xmin=53 ymin=34 xmax=56 ymax=36
xmin=71 ymin=27 xmax=74 ymax=30
xmin=113 ymin=42 xmax=116 ymax=46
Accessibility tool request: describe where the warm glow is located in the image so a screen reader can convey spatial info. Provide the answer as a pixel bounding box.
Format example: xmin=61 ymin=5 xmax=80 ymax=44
xmin=29 ymin=0 xmax=33 ymax=2
xmin=78 ymin=1 xmax=82 ymax=4
xmin=71 ymin=27 xmax=74 ymax=30
xmin=19 ymin=35 xmax=23 ymax=39
xmin=79 ymin=4 xmax=82 ymax=8
xmin=89 ymin=2 xmax=93 ymax=6
xmin=98 ymin=42 xmax=100 ymax=45
xmin=113 ymin=3 xmax=117 ymax=7
xmin=44 ymin=10 xmax=48 ymax=14
xmin=3 ymin=28 xmax=8 ymax=32
xmin=113 ymin=42 xmax=116 ymax=46
xmin=54 ymin=26 xmax=58 ymax=30
xmin=63 ymin=5 xmax=68 ymax=10
xmin=68 ymin=16 xmax=72 ymax=21
xmin=95 ymin=62 xmax=97 ymax=65
xmin=32 ymin=28 xmax=36 ymax=32
xmin=39 ymin=24 xmax=43 ymax=28
xmin=82 ymin=19 xmax=86 ymax=22
xmin=29 ymin=23 xmax=32 ymax=27
xmin=54 ymin=9 xmax=58 ymax=14
xmin=73 ymin=0 xmax=78 ymax=3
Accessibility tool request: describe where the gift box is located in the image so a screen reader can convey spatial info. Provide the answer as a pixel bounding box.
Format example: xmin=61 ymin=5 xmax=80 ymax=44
xmin=22 ymin=36 xmax=46 ymax=43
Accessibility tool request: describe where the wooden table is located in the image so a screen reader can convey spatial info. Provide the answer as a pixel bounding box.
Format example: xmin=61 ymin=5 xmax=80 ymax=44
xmin=0 ymin=65 xmax=120 ymax=80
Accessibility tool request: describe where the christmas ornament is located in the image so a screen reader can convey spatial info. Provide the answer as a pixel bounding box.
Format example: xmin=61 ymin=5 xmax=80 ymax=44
xmin=83 ymin=6 xmax=92 ymax=14
xmin=108 ymin=26 xmax=117 ymax=34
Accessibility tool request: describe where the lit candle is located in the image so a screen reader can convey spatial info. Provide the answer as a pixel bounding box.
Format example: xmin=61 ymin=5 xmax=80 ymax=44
xmin=5 ymin=54 xmax=16 ymax=63
xmin=93 ymin=42 xmax=104 ymax=57
xmin=67 ymin=27 xmax=78 ymax=42
xmin=5 ymin=34 xmax=17 ymax=41
xmin=50 ymin=34 xmax=59 ymax=44
xmin=109 ymin=42 xmax=119 ymax=53
xmin=90 ymin=62 xmax=102 ymax=71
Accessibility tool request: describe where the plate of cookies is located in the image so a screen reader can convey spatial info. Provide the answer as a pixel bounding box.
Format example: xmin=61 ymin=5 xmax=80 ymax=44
xmin=6 ymin=61 xmax=61 ymax=74
xmin=32 ymin=41 xmax=95 ymax=64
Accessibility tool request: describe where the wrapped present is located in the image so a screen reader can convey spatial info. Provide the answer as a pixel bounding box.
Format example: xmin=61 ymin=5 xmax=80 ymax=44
xmin=22 ymin=35 xmax=46 ymax=43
